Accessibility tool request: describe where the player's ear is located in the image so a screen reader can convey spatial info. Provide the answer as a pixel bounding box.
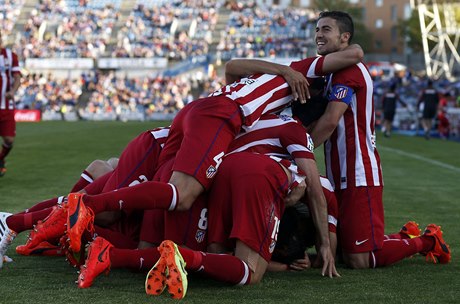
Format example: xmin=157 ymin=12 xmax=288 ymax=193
xmin=340 ymin=32 xmax=351 ymax=44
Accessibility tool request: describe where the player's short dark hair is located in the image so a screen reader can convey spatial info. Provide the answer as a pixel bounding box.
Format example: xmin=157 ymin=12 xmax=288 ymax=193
xmin=318 ymin=11 xmax=354 ymax=42
xmin=272 ymin=202 xmax=315 ymax=265
xmin=292 ymin=93 xmax=329 ymax=127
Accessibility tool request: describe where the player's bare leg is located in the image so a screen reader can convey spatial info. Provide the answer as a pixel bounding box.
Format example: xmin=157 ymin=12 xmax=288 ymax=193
xmin=342 ymin=252 xmax=370 ymax=269
xmin=168 ymin=171 xmax=205 ymax=211
xmin=234 ymin=240 xmax=269 ymax=284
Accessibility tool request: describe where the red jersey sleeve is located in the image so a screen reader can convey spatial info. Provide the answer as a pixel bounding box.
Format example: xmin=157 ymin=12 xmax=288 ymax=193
xmin=280 ymin=122 xmax=315 ymax=160
xmin=289 ymin=56 xmax=326 ymax=80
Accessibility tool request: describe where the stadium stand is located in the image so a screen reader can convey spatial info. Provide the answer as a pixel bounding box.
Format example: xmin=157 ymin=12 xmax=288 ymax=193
xmin=3 ymin=0 xmax=460 ymax=139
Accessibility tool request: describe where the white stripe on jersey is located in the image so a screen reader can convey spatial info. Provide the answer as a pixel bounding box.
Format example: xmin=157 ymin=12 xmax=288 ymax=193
xmin=226 ymin=74 xmax=279 ymax=100
xmin=319 ymin=176 xmax=334 ymax=192
xmin=328 ymin=215 xmax=338 ymax=227
xmin=228 ymin=138 xmax=282 ymax=154
xmin=150 ymin=127 xmax=170 ymax=148
xmin=307 ymin=57 xmax=322 ymax=77
xmin=337 ymin=116 xmax=348 ymax=189
xmin=358 ymin=63 xmax=381 ymax=186
xmin=240 ymin=116 xmax=293 ymax=133
xmin=0 ymin=55 xmax=6 ymax=110
xmin=286 ymin=143 xmax=309 ymax=155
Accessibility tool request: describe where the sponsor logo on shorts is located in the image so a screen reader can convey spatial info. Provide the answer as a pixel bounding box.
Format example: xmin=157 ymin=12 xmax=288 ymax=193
xmin=206 ymin=165 xmax=217 ymax=179
xmin=355 ymin=239 xmax=368 ymax=246
xmin=195 ymin=229 xmax=206 ymax=243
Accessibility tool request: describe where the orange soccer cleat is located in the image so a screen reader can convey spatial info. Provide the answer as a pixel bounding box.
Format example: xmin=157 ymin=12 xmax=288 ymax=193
xmin=66 ymin=193 xmax=95 ymax=253
xmin=77 ymin=236 xmax=112 ymax=288
xmin=399 ymin=221 xmax=421 ymax=239
xmin=423 ymin=224 xmax=451 ymax=264
xmin=59 ymin=234 xmax=85 ymax=268
xmin=23 ymin=205 xmax=67 ymax=250
xmin=16 ymin=240 xmax=64 ymax=256
xmin=145 ymin=249 xmax=168 ymax=296
xmin=158 ymin=240 xmax=188 ymax=299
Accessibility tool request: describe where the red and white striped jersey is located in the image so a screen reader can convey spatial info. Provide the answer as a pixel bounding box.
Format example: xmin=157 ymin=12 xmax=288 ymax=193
xmin=228 ymin=113 xmax=315 ymax=161
xmin=209 ymin=57 xmax=325 ymax=128
xmin=228 ymin=113 xmax=316 ymax=190
xmin=0 ymin=48 xmax=21 ymax=110
xmin=150 ymin=126 xmax=170 ymax=148
xmin=324 ymin=63 xmax=383 ymax=190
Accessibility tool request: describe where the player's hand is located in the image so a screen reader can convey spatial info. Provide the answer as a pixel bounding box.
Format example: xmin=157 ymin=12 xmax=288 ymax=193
xmin=281 ymin=66 xmax=310 ymax=103
xmin=319 ymin=245 xmax=340 ymax=278
xmin=289 ymin=253 xmax=311 ymax=271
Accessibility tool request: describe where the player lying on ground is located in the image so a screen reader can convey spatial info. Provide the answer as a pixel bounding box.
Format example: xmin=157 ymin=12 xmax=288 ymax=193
xmin=0 ymin=126 xmax=170 ymax=266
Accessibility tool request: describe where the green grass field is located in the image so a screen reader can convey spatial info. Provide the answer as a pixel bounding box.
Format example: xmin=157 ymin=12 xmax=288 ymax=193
xmin=1 ymin=121 xmax=459 ymax=304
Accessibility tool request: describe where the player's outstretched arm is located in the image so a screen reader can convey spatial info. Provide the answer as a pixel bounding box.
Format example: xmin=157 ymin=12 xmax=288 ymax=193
xmin=225 ymin=59 xmax=310 ymax=102
xmin=294 ymin=158 xmax=340 ymax=278
xmin=321 ymin=44 xmax=364 ymax=74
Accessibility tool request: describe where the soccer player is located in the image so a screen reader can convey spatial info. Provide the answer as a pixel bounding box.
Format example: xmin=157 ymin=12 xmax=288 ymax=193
xmin=381 ymin=83 xmax=407 ymax=137
xmin=417 ymin=79 xmax=440 ymax=139
xmin=0 ymin=127 xmax=170 ymax=265
xmin=0 ymin=158 xmax=117 ymax=266
xmin=309 ymin=11 xmax=450 ymax=269
xmin=0 ymin=30 xmax=21 ymax=176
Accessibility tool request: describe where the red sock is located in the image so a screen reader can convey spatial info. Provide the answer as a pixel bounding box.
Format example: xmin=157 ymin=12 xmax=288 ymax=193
xmin=70 ymin=170 xmax=93 ymax=192
xmin=110 ymin=247 xmax=160 ymax=271
xmin=94 ymin=226 xmax=138 ymax=249
xmin=369 ymin=237 xmax=434 ymax=268
xmin=22 ymin=196 xmax=63 ymax=213
xmin=84 ymin=181 xmax=176 ymax=214
xmin=6 ymin=208 xmax=53 ymax=233
xmin=178 ymin=247 xmax=251 ymax=285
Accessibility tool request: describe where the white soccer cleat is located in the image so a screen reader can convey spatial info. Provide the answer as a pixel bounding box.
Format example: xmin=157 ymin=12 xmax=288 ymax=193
xmin=0 ymin=212 xmax=16 ymax=269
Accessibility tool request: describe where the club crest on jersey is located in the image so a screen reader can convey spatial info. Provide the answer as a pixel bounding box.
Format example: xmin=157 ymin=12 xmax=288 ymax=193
xmin=206 ymin=165 xmax=217 ymax=178
xmin=195 ymin=229 xmax=206 ymax=243
xmin=333 ymin=86 xmax=349 ymax=99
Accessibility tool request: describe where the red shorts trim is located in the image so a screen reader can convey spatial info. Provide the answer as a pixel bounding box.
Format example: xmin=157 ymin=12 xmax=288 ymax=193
xmin=336 ymin=186 xmax=384 ymax=253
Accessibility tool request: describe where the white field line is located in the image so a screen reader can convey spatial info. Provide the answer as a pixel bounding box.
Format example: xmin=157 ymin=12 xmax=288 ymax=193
xmin=380 ymin=146 xmax=460 ymax=174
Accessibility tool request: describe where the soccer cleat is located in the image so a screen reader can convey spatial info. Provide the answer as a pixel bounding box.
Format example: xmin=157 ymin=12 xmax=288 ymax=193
xmin=145 ymin=250 xmax=168 ymax=296
xmin=23 ymin=205 xmax=67 ymax=250
xmin=423 ymin=224 xmax=451 ymax=264
xmin=77 ymin=237 xmax=112 ymax=288
xmin=161 ymin=240 xmax=188 ymax=299
xmin=399 ymin=221 xmax=421 ymax=239
xmin=59 ymin=234 xmax=85 ymax=267
xmin=0 ymin=212 xmax=16 ymax=268
xmin=67 ymin=193 xmax=95 ymax=253
xmin=16 ymin=241 xmax=64 ymax=256
xmin=0 ymin=160 xmax=6 ymax=177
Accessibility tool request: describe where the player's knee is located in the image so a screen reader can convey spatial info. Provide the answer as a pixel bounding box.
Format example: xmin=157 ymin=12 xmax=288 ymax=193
xmin=343 ymin=252 xmax=370 ymax=269
xmin=86 ymin=159 xmax=114 ymax=179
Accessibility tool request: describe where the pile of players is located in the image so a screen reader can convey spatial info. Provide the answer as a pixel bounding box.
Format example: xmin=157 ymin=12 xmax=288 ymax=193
xmin=0 ymin=11 xmax=451 ymax=300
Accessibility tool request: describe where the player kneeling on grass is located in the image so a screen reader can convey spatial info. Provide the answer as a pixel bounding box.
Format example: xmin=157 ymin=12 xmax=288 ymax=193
xmin=144 ymin=151 xmax=338 ymax=300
